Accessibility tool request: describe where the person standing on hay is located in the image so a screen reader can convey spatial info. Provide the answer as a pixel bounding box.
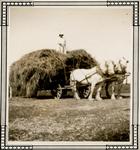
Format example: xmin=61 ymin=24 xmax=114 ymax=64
xmin=57 ymin=34 xmax=66 ymax=54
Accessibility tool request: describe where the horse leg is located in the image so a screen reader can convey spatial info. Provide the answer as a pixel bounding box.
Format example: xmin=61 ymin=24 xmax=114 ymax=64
xmin=117 ymin=81 xmax=123 ymax=99
xmin=72 ymin=81 xmax=80 ymax=100
xmin=111 ymin=82 xmax=116 ymax=100
xmin=105 ymin=82 xmax=110 ymax=98
xmin=88 ymin=83 xmax=95 ymax=101
xmin=95 ymin=84 xmax=103 ymax=101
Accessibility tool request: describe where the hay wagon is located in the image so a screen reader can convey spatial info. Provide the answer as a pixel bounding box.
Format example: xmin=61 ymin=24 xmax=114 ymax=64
xmin=9 ymin=49 xmax=129 ymax=99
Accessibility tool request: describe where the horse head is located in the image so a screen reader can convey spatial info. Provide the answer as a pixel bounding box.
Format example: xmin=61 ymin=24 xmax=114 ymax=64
xmin=105 ymin=60 xmax=115 ymax=75
xmin=114 ymin=57 xmax=130 ymax=75
xmin=99 ymin=60 xmax=115 ymax=76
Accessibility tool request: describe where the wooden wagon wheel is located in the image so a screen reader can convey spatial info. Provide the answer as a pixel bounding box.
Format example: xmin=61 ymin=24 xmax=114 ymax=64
xmin=51 ymin=84 xmax=62 ymax=99
xmin=82 ymin=85 xmax=91 ymax=98
xmin=77 ymin=84 xmax=91 ymax=99
xmin=105 ymin=75 xmax=125 ymax=99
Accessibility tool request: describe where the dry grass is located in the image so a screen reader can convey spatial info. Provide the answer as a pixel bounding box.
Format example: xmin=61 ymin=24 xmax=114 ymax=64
xmin=9 ymin=49 xmax=97 ymax=97
xmin=9 ymin=98 xmax=130 ymax=141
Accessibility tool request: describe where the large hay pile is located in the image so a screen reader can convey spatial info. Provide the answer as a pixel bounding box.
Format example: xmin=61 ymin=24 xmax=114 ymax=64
xmin=9 ymin=49 xmax=97 ymax=97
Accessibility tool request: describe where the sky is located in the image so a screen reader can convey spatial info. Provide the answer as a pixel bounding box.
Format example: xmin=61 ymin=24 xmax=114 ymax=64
xmin=8 ymin=6 xmax=133 ymax=70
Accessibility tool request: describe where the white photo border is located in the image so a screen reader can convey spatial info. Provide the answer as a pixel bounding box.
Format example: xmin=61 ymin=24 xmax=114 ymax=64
xmin=0 ymin=0 xmax=139 ymax=150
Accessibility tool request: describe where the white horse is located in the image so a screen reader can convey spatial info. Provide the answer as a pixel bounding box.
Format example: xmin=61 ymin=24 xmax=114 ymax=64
xmin=105 ymin=57 xmax=130 ymax=99
xmin=114 ymin=57 xmax=130 ymax=99
xmin=70 ymin=60 xmax=115 ymax=100
xmin=114 ymin=57 xmax=129 ymax=75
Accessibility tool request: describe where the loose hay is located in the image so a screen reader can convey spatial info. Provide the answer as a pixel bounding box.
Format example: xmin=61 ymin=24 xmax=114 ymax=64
xmin=9 ymin=49 xmax=98 ymax=97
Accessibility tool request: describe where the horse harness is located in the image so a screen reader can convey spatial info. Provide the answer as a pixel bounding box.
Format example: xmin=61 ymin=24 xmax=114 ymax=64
xmin=79 ymin=69 xmax=99 ymax=84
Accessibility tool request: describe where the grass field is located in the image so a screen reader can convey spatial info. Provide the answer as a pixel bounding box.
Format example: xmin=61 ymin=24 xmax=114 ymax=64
xmin=9 ymin=97 xmax=130 ymax=141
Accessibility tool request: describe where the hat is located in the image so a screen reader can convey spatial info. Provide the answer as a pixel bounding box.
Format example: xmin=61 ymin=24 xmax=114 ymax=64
xmin=59 ymin=34 xmax=64 ymax=37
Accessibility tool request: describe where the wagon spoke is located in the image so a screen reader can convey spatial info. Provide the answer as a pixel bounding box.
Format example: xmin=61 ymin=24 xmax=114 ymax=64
xmin=51 ymin=84 xmax=62 ymax=99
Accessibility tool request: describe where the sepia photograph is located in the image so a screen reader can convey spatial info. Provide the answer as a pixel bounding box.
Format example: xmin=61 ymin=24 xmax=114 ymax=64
xmin=0 ymin=1 xmax=139 ymax=150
